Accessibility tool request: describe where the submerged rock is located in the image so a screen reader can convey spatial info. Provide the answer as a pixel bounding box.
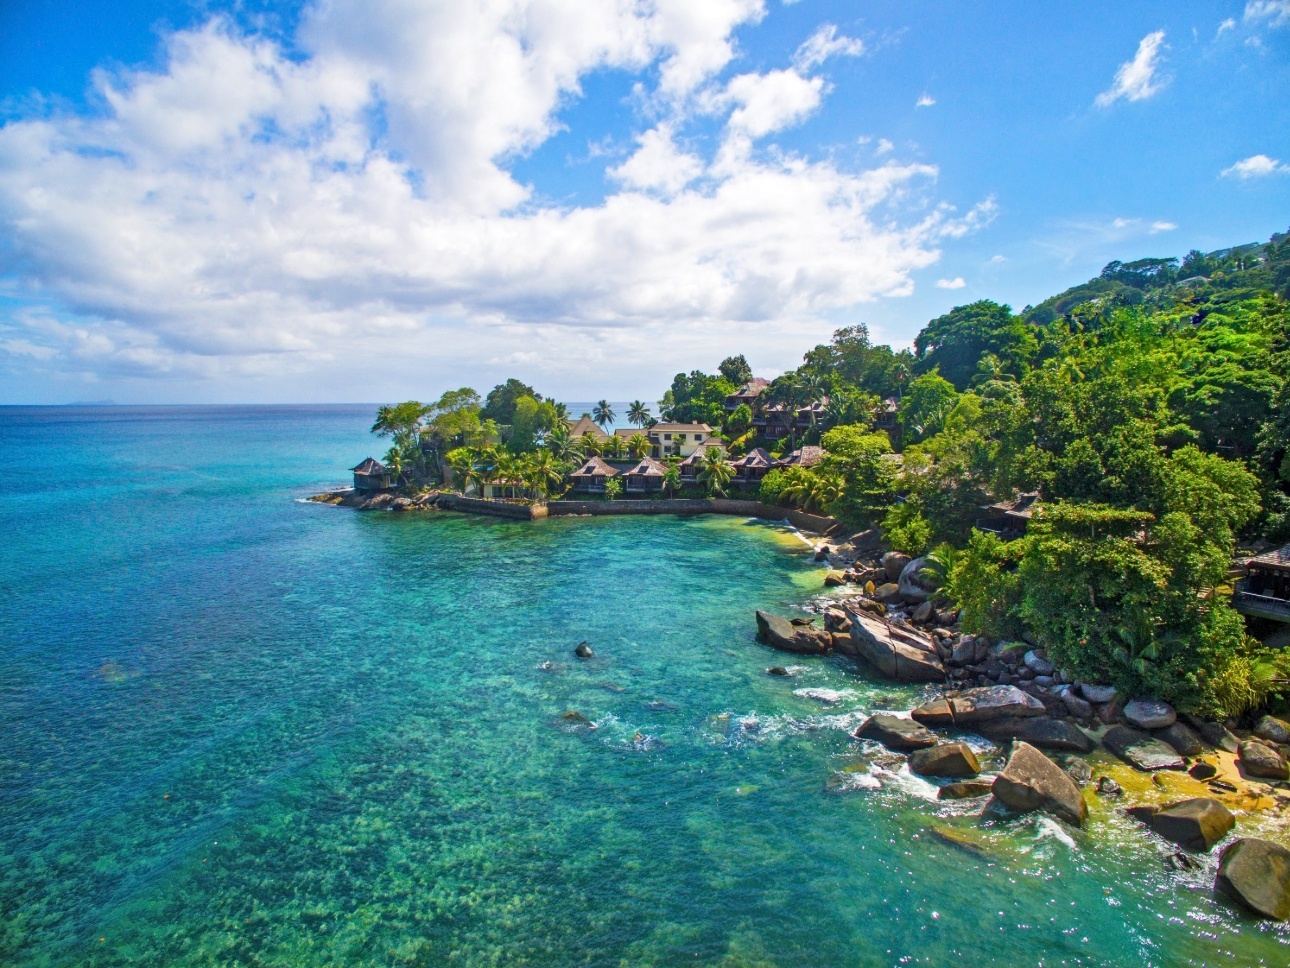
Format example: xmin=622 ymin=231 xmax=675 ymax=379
xmin=766 ymin=666 xmax=792 ymax=677
xmin=1238 ymin=740 xmax=1289 ymax=780
xmin=854 ymin=713 xmax=938 ymax=752
xmin=1102 ymin=725 xmax=1185 ymax=771
xmin=938 ymin=780 xmax=994 ymax=800
xmin=910 ymin=742 xmax=981 ymax=778
xmin=992 ymin=741 xmax=1088 ymax=827
xmin=1189 ymin=761 xmax=1218 ymax=781
xmin=575 ymin=641 xmax=595 ymax=659
xmin=1147 ymin=798 xmax=1235 ymax=852
xmin=1062 ymin=756 xmax=1093 ymax=786
xmin=846 ymin=610 xmax=945 ymax=682
xmin=910 ymin=685 xmax=1044 ymax=727
xmin=1123 ymin=698 xmax=1176 ymax=730
xmin=1096 ymin=776 xmax=1123 ymax=797
xmin=1216 ymin=838 xmax=1290 ymax=921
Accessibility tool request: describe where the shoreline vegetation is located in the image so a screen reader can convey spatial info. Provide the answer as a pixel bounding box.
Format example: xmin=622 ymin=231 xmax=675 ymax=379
xmin=313 ymin=229 xmax=1290 ymax=920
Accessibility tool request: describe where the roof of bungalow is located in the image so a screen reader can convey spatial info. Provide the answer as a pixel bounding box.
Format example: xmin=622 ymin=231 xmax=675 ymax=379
xmin=778 ymin=446 xmax=825 ymax=468
xmin=568 ymin=415 xmax=610 ymax=440
xmin=570 ymin=456 xmax=620 ymax=478
xmin=647 ymin=422 xmax=715 ymax=434
xmin=1248 ymin=543 xmax=1290 ymax=574
xmin=624 ymin=456 xmax=667 ymax=477
xmin=351 ymin=457 xmax=388 ymax=474
xmin=730 ymin=447 xmax=775 ymax=469
xmin=880 ymin=397 xmax=899 ymax=412
xmin=727 ymin=378 xmax=771 ymax=402
xmin=613 ymin=426 xmax=653 ymax=439
xmin=982 ymin=491 xmax=1041 ymax=519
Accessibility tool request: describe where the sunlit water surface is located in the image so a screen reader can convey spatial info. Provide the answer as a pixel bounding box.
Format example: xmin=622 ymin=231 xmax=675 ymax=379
xmin=1 ymin=405 xmax=1287 ymax=967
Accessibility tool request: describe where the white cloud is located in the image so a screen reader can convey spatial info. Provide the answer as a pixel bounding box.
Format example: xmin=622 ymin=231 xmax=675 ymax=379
xmin=0 ymin=2 xmax=989 ymax=392
xmin=722 ymin=68 xmax=825 ymax=139
xmin=874 ymin=138 xmax=894 ymax=155
xmin=792 ymin=24 xmax=864 ymax=70
xmin=609 ymin=125 xmax=703 ymax=194
xmin=990 ymin=254 xmax=1006 ymax=264
xmin=1095 ymin=30 xmax=1168 ymax=107
xmin=1150 ymin=221 xmax=1177 ymax=233
xmin=915 ymin=94 xmax=935 ymax=108
xmin=1217 ymin=17 xmax=1238 ymax=35
xmin=1245 ymin=2 xmax=1290 ymax=27
xmin=935 ymin=277 xmax=965 ymax=289
xmin=1221 ymin=154 xmax=1289 ymax=178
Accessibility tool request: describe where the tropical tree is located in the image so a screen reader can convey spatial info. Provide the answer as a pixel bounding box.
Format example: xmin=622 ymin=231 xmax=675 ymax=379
xmin=662 ymin=461 xmax=682 ymax=497
xmin=626 ymin=433 xmax=652 ymax=459
xmin=604 ymin=476 xmax=623 ymax=501
xmin=594 ymin=400 xmax=617 ymax=429
xmin=579 ymin=431 xmax=603 ymax=456
xmin=603 ymin=434 xmax=625 ymax=458
xmin=527 ymin=450 xmax=564 ymax=500
xmin=383 ymin=445 xmax=405 ymax=486
xmin=545 ymin=423 xmax=583 ymax=462
xmin=627 ymin=400 xmax=651 ymax=427
xmin=697 ymin=447 xmax=734 ymax=497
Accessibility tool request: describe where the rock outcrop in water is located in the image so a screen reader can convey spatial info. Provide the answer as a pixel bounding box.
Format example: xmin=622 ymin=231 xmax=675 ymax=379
xmin=854 ymin=714 xmax=937 ymax=752
xmin=1217 ymin=838 xmax=1290 ymax=921
xmin=992 ymin=741 xmax=1088 ymax=827
xmin=845 ymin=610 xmax=945 ymax=682
xmin=755 ymin=611 xmax=832 ymax=655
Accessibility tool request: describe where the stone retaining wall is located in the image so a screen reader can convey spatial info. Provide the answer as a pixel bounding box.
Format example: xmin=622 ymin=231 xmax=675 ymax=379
xmin=438 ymin=495 xmax=549 ymax=520
xmin=546 ymin=498 xmax=837 ymax=534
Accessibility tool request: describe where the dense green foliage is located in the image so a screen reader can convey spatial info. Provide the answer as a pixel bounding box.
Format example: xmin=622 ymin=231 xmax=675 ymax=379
xmin=660 ymin=370 xmax=736 ymax=425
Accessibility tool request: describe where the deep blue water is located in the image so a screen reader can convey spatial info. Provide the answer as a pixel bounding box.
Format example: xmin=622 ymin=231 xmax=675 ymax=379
xmin=1 ymin=404 xmax=1287 ymax=967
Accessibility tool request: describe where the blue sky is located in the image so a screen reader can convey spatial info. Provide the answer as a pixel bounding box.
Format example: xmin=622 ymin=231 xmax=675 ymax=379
xmin=0 ymin=0 xmax=1287 ymax=403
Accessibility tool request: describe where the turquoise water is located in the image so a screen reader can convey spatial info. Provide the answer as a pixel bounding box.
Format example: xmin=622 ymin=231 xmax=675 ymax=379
xmin=1 ymin=405 xmax=1287 ymax=967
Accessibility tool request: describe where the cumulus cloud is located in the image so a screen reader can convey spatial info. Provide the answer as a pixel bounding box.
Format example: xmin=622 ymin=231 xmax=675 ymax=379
xmin=1221 ymin=154 xmax=1289 ymax=178
xmin=1095 ymin=31 xmax=1168 ymax=107
xmin=0 ymin=0 xmax=987 ymax=391
xmin=1150 ymin=221 xmax=1178 ymax=233
xmin=935 ymin=277 xmax=965 ymax=289
xmin=915 ymin=94 xmax=935 ymax=108
xmin=1245 ymin=1 xmax=1290 ymax=27
xmin=792 ymin=24 xmax=864 ymax=70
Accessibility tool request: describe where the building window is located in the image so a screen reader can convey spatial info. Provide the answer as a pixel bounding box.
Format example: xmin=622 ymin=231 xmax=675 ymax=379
xmin=664 ymin=433 xmax=672 ymax=440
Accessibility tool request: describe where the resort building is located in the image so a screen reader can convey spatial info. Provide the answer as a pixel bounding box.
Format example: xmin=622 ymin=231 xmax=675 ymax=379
xmin=351 ymin=457 xmax=392 ymax=491
xmin=975 ymin=492 xmax=1040 ymax=540
xmin=777 ymin=446 xmax=825 ymax=469
xmin=569 ymin=456 xmax=619 ymax=494
xmin=725 ymin=378 xmax=771 ymax=411
xmin=874 ymin=398 xmax=900 ymax=431
xmin=623 ymin=456 xmax=667 ymax=494
xmin=481 ymin=480 xmax=526 ymax=500
xmin=614 ymin=423 xmax=718 ymax=459
xmin=753 ymin=400 xmax=827 ymax=438
xmin=730 ymin=447 xmax=776 ymax=485
xmin=1235 ymin=544 xmax=1290 ymax=623
xmin=567 ymin=415 xmax=610 ymax=441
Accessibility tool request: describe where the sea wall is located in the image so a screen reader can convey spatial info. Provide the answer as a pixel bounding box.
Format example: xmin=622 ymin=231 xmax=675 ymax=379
xmin=438 ymin=495 xmax=549 ymax=520
xmin=546 ymin=498 xmax=836 ymax=534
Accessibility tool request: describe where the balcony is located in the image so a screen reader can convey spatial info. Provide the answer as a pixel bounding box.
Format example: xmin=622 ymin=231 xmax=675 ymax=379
xmin=1233 ymin=578 xmax=1290 ymax=623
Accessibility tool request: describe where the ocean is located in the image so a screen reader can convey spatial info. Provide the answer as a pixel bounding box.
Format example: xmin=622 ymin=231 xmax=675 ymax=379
xmin=0 ymin=404 xmax=1286 ymax=966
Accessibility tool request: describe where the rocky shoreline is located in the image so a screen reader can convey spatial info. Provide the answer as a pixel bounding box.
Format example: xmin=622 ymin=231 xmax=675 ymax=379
xmin=752 ymin=533 xmax=1290 ymax=922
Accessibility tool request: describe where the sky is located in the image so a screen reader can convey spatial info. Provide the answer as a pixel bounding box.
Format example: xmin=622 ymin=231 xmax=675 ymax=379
xmin=0 ymin=1 xmax=1288 ymax=404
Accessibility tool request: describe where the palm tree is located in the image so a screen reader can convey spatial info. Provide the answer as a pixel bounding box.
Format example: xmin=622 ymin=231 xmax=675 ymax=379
xmin=662 ymin=463 xmax=682 ymax=497
xmin=626 ymin=432 xmax=652 ymax=459
xmin=627 ymin=400 xmax=650 ymax=427
xmin=447 ymin=449 xmax=474 ymax=494
xmin=593 ymin=400 xmax=616 ymax=430
xmin=580 ymin=431 xmax=603 ymax=456
xmin=527 ymin=450 xmax=563 ymax=501
xmin=384 ymin=445 xmax=405 ymax=487
xmin=603 ymin=434 xmax=624 ymax=458
xmin=697 ymin=446 xmax=734 ymax=497
xmin=892 ymin=362 xmax=910 ymax=401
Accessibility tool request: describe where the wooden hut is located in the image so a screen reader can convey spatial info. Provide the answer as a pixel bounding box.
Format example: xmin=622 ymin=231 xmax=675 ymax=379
xmin=777 ymin=445 xmax=825 ymax=469
xmin=569 ymin=456 xmax=619 ymax=494
xmin=1235 ymin=545 xmax=1290 ymax=623
xmin=975 ymin=492 xmax=1040 ymax=540
xmin=351 ymin=457 xmax=392 ymax=491
xmin=730 ymin=447 xmax=776 ymax=485
xmin=623 ymin=455 xmax=667 ymax=494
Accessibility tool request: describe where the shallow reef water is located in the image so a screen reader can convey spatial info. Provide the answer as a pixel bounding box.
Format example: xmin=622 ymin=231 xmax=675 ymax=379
xmin=1 ymin=404 xmax=1288 ymax=967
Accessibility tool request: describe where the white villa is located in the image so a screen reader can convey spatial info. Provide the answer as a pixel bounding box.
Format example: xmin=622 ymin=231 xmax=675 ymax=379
xmin=613 ymin=422 xmax=718 ymax=459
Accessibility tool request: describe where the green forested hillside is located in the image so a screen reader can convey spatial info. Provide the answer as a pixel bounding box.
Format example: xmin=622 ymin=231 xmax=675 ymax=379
xmin=749 ymin=227 xmax=1290 ymax=716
